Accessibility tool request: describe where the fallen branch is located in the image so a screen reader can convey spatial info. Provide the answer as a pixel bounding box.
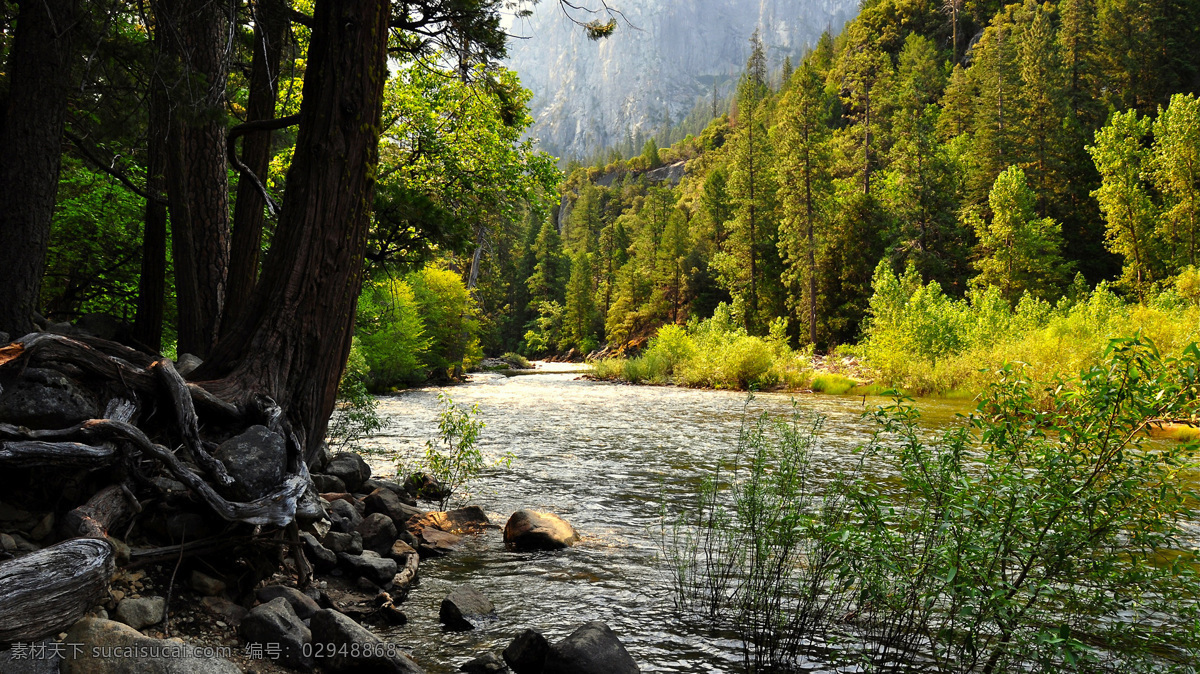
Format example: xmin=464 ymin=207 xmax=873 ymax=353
xmin=0 ymin=538 xmax=115 ymax=642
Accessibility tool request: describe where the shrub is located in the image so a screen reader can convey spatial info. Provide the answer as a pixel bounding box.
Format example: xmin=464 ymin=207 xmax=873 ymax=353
xmin=398 ymin=393 xmax=510 ymax=510
xmin=407 ymin=265 xmax=482 ymax=378
xmin=357 ymin=276 xmax=429 ymax=389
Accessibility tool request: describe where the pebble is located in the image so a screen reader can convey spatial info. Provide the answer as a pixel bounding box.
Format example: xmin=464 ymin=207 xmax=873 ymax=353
xmin=216 ymin=621 xmax=227 ymax=628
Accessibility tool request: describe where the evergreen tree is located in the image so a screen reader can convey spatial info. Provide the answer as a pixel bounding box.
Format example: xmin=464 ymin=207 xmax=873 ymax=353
xmin=970 ymin=166 xmax=1070 ymax=302
xmin=641 ymin=137 xmax=662 ymax=169
xmin=1089 ymin=109 xmax=1162 ymax=295
xmin=526 ymin=215 xmax=568 ymax=308
xmin=563 ymin=250 xmax=597 ymax=350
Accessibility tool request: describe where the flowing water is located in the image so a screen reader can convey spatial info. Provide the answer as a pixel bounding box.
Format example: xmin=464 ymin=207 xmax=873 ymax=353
xmin=357 ymin=364 xmax=975 ymax=673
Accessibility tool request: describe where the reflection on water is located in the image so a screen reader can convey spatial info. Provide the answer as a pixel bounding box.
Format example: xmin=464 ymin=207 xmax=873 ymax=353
xmin=357 ymin=366 xmax=973 ymax=673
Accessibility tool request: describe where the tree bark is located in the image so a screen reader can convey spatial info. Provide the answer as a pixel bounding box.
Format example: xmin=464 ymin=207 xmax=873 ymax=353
xmin=0 ymin=0 xmax=78 ymax=337
xmin=223 ymin=0 xmax=288 ymax=335
xmin=196 ymin=0 xmax=391 ymax=463
xmin=0 ymin=538 xmax=114 ymax=642
xmin=134 ymin=82 xmax=169 ymax=352
xmin=153 ymin=0 xmax=233 ymax=358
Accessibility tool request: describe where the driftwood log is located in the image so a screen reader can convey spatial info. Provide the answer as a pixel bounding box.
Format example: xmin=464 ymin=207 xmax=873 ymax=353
xmin=0 ymin=332 xmax=321 ymax=642
xmin=0 ymin=538 xmax=115 ymax=642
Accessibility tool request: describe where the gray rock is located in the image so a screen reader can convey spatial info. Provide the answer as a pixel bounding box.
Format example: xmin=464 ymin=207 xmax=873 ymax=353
xmin=213 ymin=425 xmax=286 ymax=501
xmin=300 ymin=531 xmax=338 ymax=571
xmin=309 ymin=609 xmax=423 ymax=673
xmin=0 ymin=533 xmax=15 ymax=552
xmin=255 ymin=585 xmax=321 ymax=620
xmin=365 ymin=488 xmax=423 ymax=526
xmin=324 ymin=453 xmax=371 ymax=492
xmin=61 ymin=617 xmax=241 ymax=673
xmin=240 ymin=597 xmax=313 ymax=671
xmin=415 ymin=527 xmax=461 ymax=557
xmin=461 ymin=652 xmax=508 ymax=673
xmin=323 ymin=530 xmax=363 ymax=555
xmin=337 ymin=550 xmax=397 ymax=587
xmin=312 ymin=473 xmax=347 ymax=493
xmin=544 ymin=622 xmax=639 ymax=674
xmin=190 ymin=570 xmax=226 ymax=596
xmin=503 ymin=510 xmax=579 ymax=551
xmin=0 ymin=641 xmax=62 ymax=674
xmin=328 ymin=497 xmax=363 ymax=533
xmin=0 ymin=368 xmax=98 ymax=428
xmin=199 ymin=596 xmax=247 ymax=627
xmin=439 ymin=584 xmax=497 ymax=631
xmin=503 ymin=628 xmax=550 ymax=674
xmin=356 ymin=512 xmax=398 ymax=555
xmin=174 ymin=353 xmax=203 ymax=377
xmin=363 ymin=479 xmax=415 ymax=504
xmin=403 ymin=472 xmax=449 ymax=501
xmin=113 ymin=596 xmax=165 ymax=630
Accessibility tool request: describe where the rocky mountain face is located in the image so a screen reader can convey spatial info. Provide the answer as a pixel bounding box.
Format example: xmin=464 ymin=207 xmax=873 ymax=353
xmin=505 ymin=0 xmax=860 ymax=160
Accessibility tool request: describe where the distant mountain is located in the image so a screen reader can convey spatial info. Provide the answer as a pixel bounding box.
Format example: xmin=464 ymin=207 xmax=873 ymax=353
xmin=504 ymin=0 xmax=860 ymax=160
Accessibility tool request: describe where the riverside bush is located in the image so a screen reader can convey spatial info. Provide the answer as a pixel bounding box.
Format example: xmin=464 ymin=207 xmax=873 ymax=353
xmin=665 ymin=338 xmax=1200 ymax=672
xmin=863 ymin=262 xmax=1200 ymax=395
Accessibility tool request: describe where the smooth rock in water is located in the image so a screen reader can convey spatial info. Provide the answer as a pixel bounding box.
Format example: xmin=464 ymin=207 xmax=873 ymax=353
xmin=356 ymin=512 xmax=398 ymax=555
xmin=1 ymin=640 xmax=62 ymax=674
xmin=323 ymin=530 xmax=363 ymax=555
xmin=309 ymin=609 xmax=423 ymax=674
xmin=407 ymin=506 xmax=489 ymax=537
xmin=544 ymin=622 xmax=639 ymax=674
xmin=61 ymin=617 xmax=241 ymax=673
xmin=403 ymin=472 xmax=449 ymax=501
xmin=174 ymin=353 xmax=203 ymax=377
xmin=113 ymin=596 xmax=165 ymax=630
xmin=337 ymin=550 xmax=398 ymax=587
xmin=416 ymin=527 xmax=461 ymax=557
xmin=240 ymin=597 xmax=313 ymax=671
xmin=190 ymin=570 xmax=226 ymax=596
xmin=0 ymin=368 xmax=98 ymax=428
xmin=503 ymin=629 xmax=550 ymax=674
xmin=460 ymin=652 xmax=507 ymax=674
xmin=439 ymin=584 xmax=496 ymax=631
xmin=199 ymin=596 xmax=247 ymax=627
xmin=256 ymin=585 xmax=321 ymax=620
xmin=325 ymin=453 xmax=372 ymax=492
xmin=213 ymin=425 xmax=285 ymax=501
xmin=300 ymin=531 xmax=338 ymax=572
xmin=503 ymin=510 xmax=579 ymax=551
xmin=366 ymin=488 xmax=423 ymax=526
xmin=328 ymin=497 xmax=363 ymax=533
xmin=312 ymin=473 xmax=347 ymax=493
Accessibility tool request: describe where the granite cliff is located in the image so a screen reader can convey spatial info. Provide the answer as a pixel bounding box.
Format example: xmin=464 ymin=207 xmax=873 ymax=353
xmin=505 ymin=0 xmax=860 ymax=159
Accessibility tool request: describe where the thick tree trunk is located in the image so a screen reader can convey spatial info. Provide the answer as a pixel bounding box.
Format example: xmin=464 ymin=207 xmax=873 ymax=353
xmin=223 ymin=0 xmax=288 ymax=335
xmin=0 ymin=0 xmax=78 ymax=337
xmin=154 ymin=0 xmax=233 ymax=358
xmin=196 ymin=0 xmax=391 ymax=463
xmin=134 ymin=85 xmax=169 ymax=352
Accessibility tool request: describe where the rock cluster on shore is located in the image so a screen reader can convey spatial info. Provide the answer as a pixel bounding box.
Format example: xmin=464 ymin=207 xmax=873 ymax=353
xmin=1 ymin=448 xmax=638 ymax=673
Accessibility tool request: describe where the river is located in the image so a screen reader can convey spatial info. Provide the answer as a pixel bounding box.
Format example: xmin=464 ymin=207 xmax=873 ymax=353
xmin=356 ymin=364 xmax=975 ymax=673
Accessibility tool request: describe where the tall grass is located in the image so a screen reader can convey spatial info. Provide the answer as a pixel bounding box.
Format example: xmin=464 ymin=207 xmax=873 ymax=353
xmin=861 ymin=262 xmax=1200 ymax=395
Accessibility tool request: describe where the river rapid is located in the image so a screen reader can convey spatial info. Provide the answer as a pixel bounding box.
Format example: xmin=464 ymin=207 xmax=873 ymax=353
xmin=357 ymin=364 xmax=975 ymax=673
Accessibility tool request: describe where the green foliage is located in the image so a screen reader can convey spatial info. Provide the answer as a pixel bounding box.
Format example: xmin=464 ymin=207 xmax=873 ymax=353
xmin=666 ymin=340 xmax=1200 ymax=671
xmin=357 ymin=276 xmax=429 ymax=389
xmin=328 ymin=338 xmax=384 ymax=449
xmin=407 ymin=265 xmax=482 ymax=378
xmin=402 ymin=393 xmax=509 ymax=510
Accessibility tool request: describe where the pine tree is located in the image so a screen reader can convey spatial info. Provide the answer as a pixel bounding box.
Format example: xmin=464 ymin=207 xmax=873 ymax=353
xmin=526 ymin=215 xmax=568 ymax=308
xmin=970 ymin=166 xmax=1071 ymax=302
xmin=774 ymin=61 xmax=831 ymax=345
xmin=563 ymin=250 xmax=597 ymax=351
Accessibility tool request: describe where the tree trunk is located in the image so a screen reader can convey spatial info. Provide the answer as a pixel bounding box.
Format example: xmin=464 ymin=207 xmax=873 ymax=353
xmin=196 ymin=0 xmax=391 ymax=463
xmin=134 ymin=84 xmax=169 ymax=352
xmin=0 ymin=0 xmax=78 ymax=337
xmin=154 ymin=0 xmax=233 ymax=358
xmin=223 ymin=0 xmax=288 ymax=335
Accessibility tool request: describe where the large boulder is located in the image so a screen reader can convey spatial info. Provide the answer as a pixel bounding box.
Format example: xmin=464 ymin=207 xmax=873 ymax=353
xmin=0 ymin=640 xmax=61 ymax=674
xmin=328 ymin=497 xmax=364 ymax=533
xmin=61 ymin=617 xmax=241 ymax=673
xmin=363 ymin=479 xmax=415 ymax=504
xmin=255 ymin=585 xmax=321 ymax=620
xmin=113 ymin=596 xmax=164 ymax=630
xmin=312 ymin=473 xmax=347 ymax=493
xmin=325 ymin=453 xmax=371 ymax=492
xmin=213 ymin=425 xmax=286 ymax=501
xmin=322 ymin=531 xmax=363 ymax=555
xmin=356 ymin=512 xmax=398 ymax=555
xmin=544 ymin=622 xmax=639 ymax=674
xmin=503 ymin=628 xmax=550 ymax=674
xmin=439 ymin=584 xmax=496 ymax=631
xmin=365 ymin=488 xmax=423 ymax=525
xmin=240 ymin=597 xmax=313 ymax=671
xmin=407 ymin=506 xmax=490 ymax=536
xmin=0 ymin=368 xmax=98 ymax=428
xmin=309 ymin=609 xmax=423 ymax=674
xmin=300 ymin=532 xmax=338 ymax=571
xmin=337 ymin=550 xmax=397 ymax=587
xmin=414 ymin=527 xmax=461 ymax=557
xmin=503 ymin=510 xmax=579 ymax=551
